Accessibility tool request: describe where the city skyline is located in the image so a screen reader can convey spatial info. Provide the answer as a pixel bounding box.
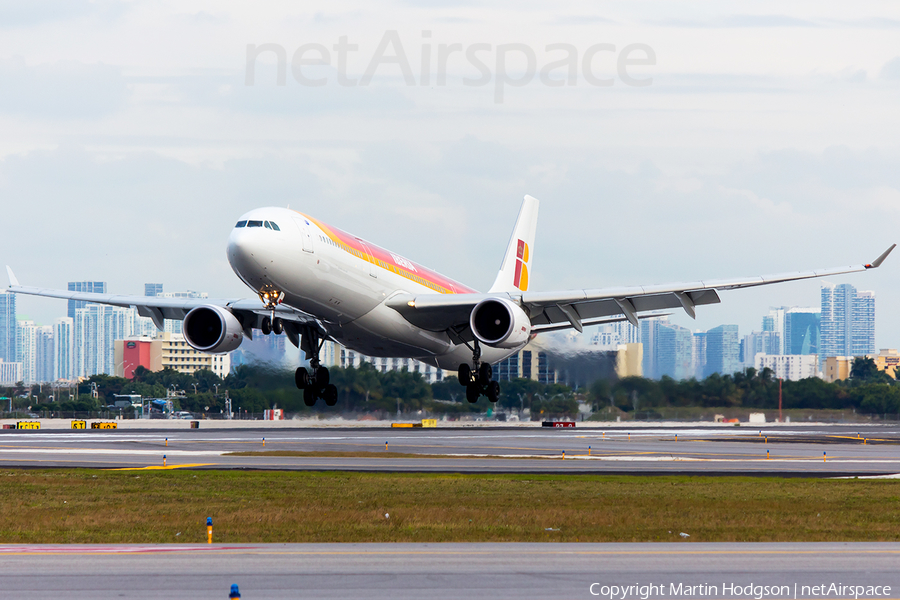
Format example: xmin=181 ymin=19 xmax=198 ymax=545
xmin=0 ymin=274 xmax=890 ymax=385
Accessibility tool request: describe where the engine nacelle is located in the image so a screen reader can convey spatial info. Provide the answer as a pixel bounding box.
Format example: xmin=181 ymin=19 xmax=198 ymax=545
xmin=469 ymin=297 xmax=532 ymax=349
xmin=182 ymin=305 xmax=244 ymax=354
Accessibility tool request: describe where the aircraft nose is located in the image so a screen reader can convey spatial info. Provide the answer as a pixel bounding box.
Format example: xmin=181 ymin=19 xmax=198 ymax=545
xmin=227 ymin=230 xmax=260 ymax=275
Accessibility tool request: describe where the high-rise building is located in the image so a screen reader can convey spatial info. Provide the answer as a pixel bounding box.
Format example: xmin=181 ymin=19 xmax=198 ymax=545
xmin=641 ymin=317 xmax=665 ymax=379
xmin=820 ymin=284 xmax=875 ymax=359
xmin=692 ymin=331 xmax=707 ymax=379
xmin=764 ymin=307 xmax=788 ymax=354
xmin=53 ymin=317 xmax=74 ymax=381
xmin=642 ymin=317 xmax=692 ymax=380
xmin=0 ymin=290 xmax=15 ymax=363
xmin=656 ymin=323 xmax=693 ymax=380
xmin=742 ymin=330 xmax=781 ymax=369
xmin=35 ymin=326 xmax=54 ymax=383
xmin=144 ymin=283 xmax=164 ymax=297
xmin=853 ymin=291 xmax=876 ymax=356
xmin=15 ymin=319 xmax=36 ymax=383
xmin=783 ymin=307 xmax=820 ymax=355
xmin=704 ymin=325 xmax=740 ymax=377
xmin=67 ymin=281 xmax=107 ymax=319
xmin=74 ymin=304 xmax=134 ymax=377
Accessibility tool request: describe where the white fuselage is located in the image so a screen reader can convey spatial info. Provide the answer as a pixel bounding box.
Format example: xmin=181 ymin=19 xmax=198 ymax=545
xmin=226 ymin=207 xmax=521 ymax=370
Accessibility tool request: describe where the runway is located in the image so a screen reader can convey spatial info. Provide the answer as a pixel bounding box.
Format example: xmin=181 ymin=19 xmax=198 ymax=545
xmin=0 ymin=542 xmax=898 ymax=599
xmin=1 ymin=424 xmax=900 ymax=475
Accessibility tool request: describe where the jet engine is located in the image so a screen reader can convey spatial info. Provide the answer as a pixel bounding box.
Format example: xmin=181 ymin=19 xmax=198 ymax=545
xmin=182 ymin=305 xmax=244 ymax=354
xmin=469 ymin=298 xmax=532 ymax=349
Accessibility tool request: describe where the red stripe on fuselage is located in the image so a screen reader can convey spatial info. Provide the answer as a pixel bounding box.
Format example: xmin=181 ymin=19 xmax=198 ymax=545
xmin=298 ymin=213 xmax=477 ymax=294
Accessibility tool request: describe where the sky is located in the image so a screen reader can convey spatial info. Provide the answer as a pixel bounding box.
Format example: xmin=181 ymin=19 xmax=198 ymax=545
xmin=2 ymin=0 xmax=900 ymax=347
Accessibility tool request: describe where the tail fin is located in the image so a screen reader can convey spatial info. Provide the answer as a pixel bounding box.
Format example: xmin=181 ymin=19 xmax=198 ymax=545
xmin=489 ymin=195 xmax=539 ymax=294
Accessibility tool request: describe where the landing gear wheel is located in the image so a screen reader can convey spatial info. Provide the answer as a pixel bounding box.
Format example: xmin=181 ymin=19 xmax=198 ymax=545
xmin=295 ymin=368 xmax=309 ymax=390
xmin=486 ymin=381 xmax=500 ymax=403
xmin=323 ymin=384 xmax=338 ymax=407
xmin=466 ymin=385 xmax=481 ymax=403
xmin=458 ymin=364 xmax=471 ymax=386
xmin=303 ymin=388 xmax=317 ymax=407
xmin=272 ymin=317 xmax=284 ymax=335
xmin=315 ymin=366 xmax=330 ymax=387
xmin=261 ymin=316 xmax=272 ymax=335
xmin=478 ymin=362 xmax=493 ymax=385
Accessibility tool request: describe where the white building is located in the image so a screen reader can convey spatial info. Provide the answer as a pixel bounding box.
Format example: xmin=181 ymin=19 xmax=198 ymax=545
xmin=0 ymin=359 xmax=23 ymax=385
xmin=15 ymin=319 xmax=36 ymax=383
xmin=754 ymin=354 xmax=819 ymax=381
xmin=321 ymin=340 xmax=445 ymax=383
xmin=54 ymin=317 xmax=74 ymax=381
xmin=590 ymin=321 xmax=641 ymax=349
xmin=113 ymin=332 xmax=232 ymax=379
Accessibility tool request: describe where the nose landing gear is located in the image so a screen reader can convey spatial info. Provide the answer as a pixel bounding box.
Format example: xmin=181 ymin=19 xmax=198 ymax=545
xmin=258 ymin=287 xmax=285 ymax=336
xmin=458 ymin=340 xmax=500 ymax=403
xmin=293 ymin=325 xmax=337 ymax=407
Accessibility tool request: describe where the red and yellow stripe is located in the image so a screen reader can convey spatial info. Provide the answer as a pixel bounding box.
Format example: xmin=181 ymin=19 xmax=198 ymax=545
xmin=297 ymin=213 xmax=477 ymax=295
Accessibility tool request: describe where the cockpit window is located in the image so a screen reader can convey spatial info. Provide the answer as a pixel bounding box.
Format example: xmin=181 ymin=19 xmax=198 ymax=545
xmin=269 ymin=222 xmax=281 ymax=231
xmin=247 ymin=220 xmax=263 ymax=227
xmin=235 ymin=221 xmax=247 ymax=228
xmin=264 ymin=221 xmax=272 ymax=229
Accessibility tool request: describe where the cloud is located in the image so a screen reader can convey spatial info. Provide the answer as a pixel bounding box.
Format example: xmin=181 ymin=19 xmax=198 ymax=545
xmin=166 ymin=65 xmax=416 ymax=115
xmin=880 ymin=57 xmax=900 ymax=80
xmin=0 ymin=57 xmax=128 ymax=118
xmin=551 ymin=16 xmax=618 ymax=25
xmin=0 ymin=0 xmax=125 ymax=28
xmin=655 ymin=14 xmax=819 ymax=28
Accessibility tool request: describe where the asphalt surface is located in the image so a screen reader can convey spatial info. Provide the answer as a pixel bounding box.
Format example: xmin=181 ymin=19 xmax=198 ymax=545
xmin=1 ymin=542 xmax=898 ymax=599
xmin=1 ymin=424 xmax=900 ymax=475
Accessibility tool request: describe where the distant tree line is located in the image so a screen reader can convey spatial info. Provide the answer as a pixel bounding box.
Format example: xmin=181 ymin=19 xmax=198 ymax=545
xmin=2 ymin=357 xmax=899 ymax=418
xmin=588 ymin=357 xmax=900 ymax=416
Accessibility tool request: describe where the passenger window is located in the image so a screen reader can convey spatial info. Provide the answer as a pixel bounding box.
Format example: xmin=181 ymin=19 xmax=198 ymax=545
xmin=247 ymin=220 xmax=263 ymax=227
xmin=264 ymin=221 xmax=272 ymax=229
xmin=270 ymin=222 xmax=280 ymax=231
xmin=235 ymin=221 xmax=247 ymax=228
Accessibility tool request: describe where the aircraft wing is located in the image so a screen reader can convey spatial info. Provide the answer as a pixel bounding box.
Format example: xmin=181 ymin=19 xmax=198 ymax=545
xmin=387 ymin=244 xmax=896 ymax=338
xmin=4 ymin=269 xmax=318 ymax=346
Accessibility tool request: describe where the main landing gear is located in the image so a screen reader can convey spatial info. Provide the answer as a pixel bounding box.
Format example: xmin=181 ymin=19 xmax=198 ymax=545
xmin=293 ymin=326 xmax=338 ymax=407
xmin=457 ymin=340 xmax=500 ymax=403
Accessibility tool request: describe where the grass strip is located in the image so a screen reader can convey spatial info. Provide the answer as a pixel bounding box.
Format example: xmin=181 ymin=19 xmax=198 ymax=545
xmin=0 ymin=470 xmax=898 ymax=544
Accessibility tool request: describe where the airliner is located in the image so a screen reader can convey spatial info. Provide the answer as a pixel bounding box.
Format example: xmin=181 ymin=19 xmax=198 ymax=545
xmin=5 ymin=195 xmax=895 ymax=406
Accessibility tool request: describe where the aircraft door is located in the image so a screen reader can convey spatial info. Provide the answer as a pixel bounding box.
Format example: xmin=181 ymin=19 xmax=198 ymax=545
xmin=357 ymin=239 xmax=377 ymax=278
xmin=292 ymin=217 xmax=315 ymax=253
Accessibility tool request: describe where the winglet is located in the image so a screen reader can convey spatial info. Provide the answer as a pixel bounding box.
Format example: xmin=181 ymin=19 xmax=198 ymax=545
xmin=5 ymin=266 xmax=18 ymax=287
xmin=865 ymin=244 xmax=896 ymax=269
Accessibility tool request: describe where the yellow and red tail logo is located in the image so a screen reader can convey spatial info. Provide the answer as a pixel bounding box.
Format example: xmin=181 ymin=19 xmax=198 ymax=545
xmin=513 ymin=239 xmax=529 ymax=291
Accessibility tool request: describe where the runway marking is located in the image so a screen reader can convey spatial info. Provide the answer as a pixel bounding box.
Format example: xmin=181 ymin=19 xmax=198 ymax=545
xmin=111 ymin=464 xmax=215 ymax=471
xmin=0 ymin=448 xmax=224 ymax=456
